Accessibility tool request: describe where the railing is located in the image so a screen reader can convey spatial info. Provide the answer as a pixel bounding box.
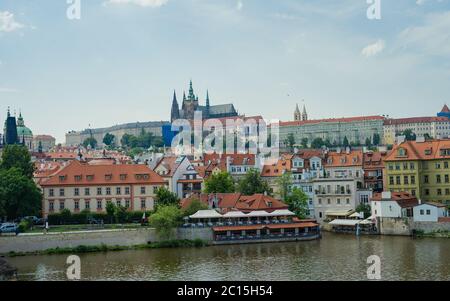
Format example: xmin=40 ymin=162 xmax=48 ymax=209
xmin=183 ymin=219 xmax=293 ymax=228
xmin=215 ymin=232 xmax=320 ymax=241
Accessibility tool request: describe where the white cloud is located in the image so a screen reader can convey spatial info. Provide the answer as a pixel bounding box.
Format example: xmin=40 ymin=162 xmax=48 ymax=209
xmin=236 ymin=1 xmax=243 ymax=11
xmin=104 ymin=0 xmax=168 ymax=7
xmin=0 ymin=87 xmax=18 ymax=93
xmin=399 ymin=11 xmax=450 ymax=57
xmin=0 ymin=11 xmax=24 ymax=32
xmin=361 ymin=40 xmax=386 ymax=58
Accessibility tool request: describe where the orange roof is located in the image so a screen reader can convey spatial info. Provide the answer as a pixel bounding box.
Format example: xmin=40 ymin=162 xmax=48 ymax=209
xmin=261 ymin=157 xmax=291 ymax=177
xmin=180 ymin=193 xmax=288 ymax=212
xmin=384 ymin=139 xmax=450 ymax=162
xmin=154 ymin=156 xmax=185 ymax=177
xmin=384 ymin=116 xmax=449 ymax=125
xmin=324 ymin=150 xmax=363 ymax=167
xmin=441 ymin=105 xmax=450 ymax=113
xmin=41 ymin=160 xmax=166 ymax=186
xmin=203 ymin=153 xmax=256 ymax=167
xmin=280 ymin=115 xmax=384 ymax=127
xmin=371 ymin=192 xmax=418 ymax=208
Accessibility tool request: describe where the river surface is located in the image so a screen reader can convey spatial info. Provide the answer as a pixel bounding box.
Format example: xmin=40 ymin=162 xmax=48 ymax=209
xmin=7 ymin=233 xmax=450 ymax=281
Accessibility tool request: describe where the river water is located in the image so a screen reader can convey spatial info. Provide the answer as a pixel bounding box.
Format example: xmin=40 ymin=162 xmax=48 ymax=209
xmin=8 ymin=233 xmax=450 ymax=281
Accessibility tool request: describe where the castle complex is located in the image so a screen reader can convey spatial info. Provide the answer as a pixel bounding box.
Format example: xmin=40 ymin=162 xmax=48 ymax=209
xmin=170 ymin=80 xmax=238 ymax=122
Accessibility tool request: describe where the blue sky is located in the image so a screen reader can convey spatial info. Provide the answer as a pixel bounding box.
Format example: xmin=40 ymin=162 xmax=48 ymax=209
xmin=1 ymin=0 xmax=450 ymax=143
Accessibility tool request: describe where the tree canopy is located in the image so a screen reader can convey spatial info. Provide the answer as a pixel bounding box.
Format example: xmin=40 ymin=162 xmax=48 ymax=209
xmin=182 ymin=198 xmax=208 ymax=217
xmin=276 ymin=171 xmax=293 ymax=201
xmin=155 ymin=187 xmax=180 ymax=208
xmin=103 ymin=133 xmax=115 ymax=147
xmin=83 ymin=137 xmax=98 ymax=149
xmin=237 ymin=168 xmax=271 ymax=196
xmin=285 ymin=187 xmax=309 ymax=219
xmin=0 ymin=144 xmax=35 ymax=178
xmin=150 ymin=205 xmax=182 ymax=240
xmin=204 ymin=171 xmax=235 ymax=193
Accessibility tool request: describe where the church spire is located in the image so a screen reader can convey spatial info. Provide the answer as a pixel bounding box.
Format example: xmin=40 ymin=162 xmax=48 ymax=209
xmin=205 ymin=90 xmax=210 ymax=118
xmin=171 ymin=90 xmax=180 ymax=122
xmin=294 ymin=104 xmax=301 ymax=121
xmin=302 ymin=104 xmax=308 ymax=121
xmin=188 ymin=80 xmax=195 ymax=101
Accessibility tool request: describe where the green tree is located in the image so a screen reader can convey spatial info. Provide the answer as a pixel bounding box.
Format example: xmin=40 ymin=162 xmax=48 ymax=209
xmin=182 ymin=198 xmax=208 ymax=217
xmin=150 ymin=205 xmax=182 ymax=240
xmin=372 ymin=133 xmax=381 ymax=146
xmin=83 ymin=137 xmax=98 ymax=149
xmin=0 ymin=144 xmax=35 ymax=178
xmin=343 ymin=136 xmax=350 ymax=148
xmin=103 ymin=133 xmax=115 ymax=147
xmin=204 ymin=171 xmax=235 ymax=193
xmin=237 ymin=168 xmax=271 ymax=196
xmin=310 ymin=138 xmax=325 ymax=149
xmin=0 ymin=168 xmax=41 ymax=220
xmin=276 ymin=172 xmax=293 ymax=201
xmin=285 ymin=187 xmax=309 ymax=219
xmin=401 ymin=129 xmax=416 ymax=141
xmin=114 ymin=205 xmax=128 ymax=223
xmin=285 ymin=133 xmax=296 ymax=151
xmin=59 ymin=208 xmax=72 ymax=224
xmin=365 ymin=137 xmax=372 ymax=147
xmin=106 ymin=202 xmax=116 ymax=223
xmin=356 ymin=203 xmax=371 ymax=219
xmin=301 ymin=138 xmax=309 ymax=149
xmin=155 ymin=187 xmax=180 ymax=208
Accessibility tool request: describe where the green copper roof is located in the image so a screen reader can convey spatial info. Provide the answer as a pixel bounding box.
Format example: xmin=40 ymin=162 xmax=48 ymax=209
xmin=17 ymin=126 xmax=33 ymax=137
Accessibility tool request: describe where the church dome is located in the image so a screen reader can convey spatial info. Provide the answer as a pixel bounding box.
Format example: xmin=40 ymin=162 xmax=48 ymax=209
xmin=16 ymin=113 xmax=33 ymax=137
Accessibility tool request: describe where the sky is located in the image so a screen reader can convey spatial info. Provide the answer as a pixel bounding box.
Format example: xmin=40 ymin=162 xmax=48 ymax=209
xmin=1 ymin=0 xmax=450 ymax=143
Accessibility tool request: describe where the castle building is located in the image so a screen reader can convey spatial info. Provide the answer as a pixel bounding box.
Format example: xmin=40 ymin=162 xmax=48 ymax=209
xmin=171 ymin=80 xmax=238 ymax=122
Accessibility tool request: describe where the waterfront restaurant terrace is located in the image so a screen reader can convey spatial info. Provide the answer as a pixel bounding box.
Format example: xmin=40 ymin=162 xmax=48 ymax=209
xmin=185 ymin=209 xmax=321 ymax=244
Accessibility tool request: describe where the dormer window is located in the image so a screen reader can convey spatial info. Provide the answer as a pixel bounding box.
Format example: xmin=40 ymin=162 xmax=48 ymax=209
xmin=59 ymin=175 xmax=67 ymax=182
xmin=440 ymin=148 xmax=450 ymax=156
xmin=105 ymin=174 xmax=112 ymax=181
xmin=86 ymin=175 xmax=94 ymax=181
xmin=397 ymin=148 xmax=407 ymax=157
xmin=74 ymin=175 xmax=82 ymax=182
xmin=120 ymin=174 xmax=127 ymax=180
xmin=424 ymin=148 xmax=432 ymax=156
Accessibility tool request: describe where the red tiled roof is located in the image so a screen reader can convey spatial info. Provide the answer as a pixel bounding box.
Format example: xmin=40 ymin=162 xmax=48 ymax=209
xmin=324 ymin=150 xmax=363 ymax=167
xmin=280 ymin=116 xmax=384 ymax=127
xmin=440 ymin=105 xmax=450 ymax=113
xmin=203 ymin=153 xmax=256 ymax=167
xmin=154 ymin=156 xmax=184 ymax=177
xmin=371 ymin=192 xmax=418 ymax=208
xmin=384 ymin=139 xmax=450 ymax=161
xmin=41 ymin=160 xmax=166 ymax=186
xmin=384 ymin=116 xmax=449 ymax=126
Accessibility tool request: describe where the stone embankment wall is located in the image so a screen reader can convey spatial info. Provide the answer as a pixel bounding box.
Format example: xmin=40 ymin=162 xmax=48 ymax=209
xmin=0 ymin=228 xmax=213 ymax=254
xmin=412 ymin=221 xmax=450 ymax=234
xmin=378 ymin=217 xmax=411 ymax=236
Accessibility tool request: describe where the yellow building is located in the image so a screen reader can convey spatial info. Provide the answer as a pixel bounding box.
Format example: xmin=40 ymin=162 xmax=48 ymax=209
xmin=384 ymin=139 xmax=450 ymax=205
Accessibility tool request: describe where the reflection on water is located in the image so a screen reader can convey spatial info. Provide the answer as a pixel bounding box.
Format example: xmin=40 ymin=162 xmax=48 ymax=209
xmin=8 ymin=232 xmax=450 ymax=281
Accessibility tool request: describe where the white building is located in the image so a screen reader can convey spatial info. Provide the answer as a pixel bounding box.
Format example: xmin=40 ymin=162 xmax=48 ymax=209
xmin=370 ymin=192 xmax=418 ymax=218
xmin=413 ymin=202 xmax=449 ymax=222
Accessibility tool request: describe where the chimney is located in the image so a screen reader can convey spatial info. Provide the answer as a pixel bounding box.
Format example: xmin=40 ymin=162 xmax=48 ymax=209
xmin=381 ymin=191 xmax=391 ymax=200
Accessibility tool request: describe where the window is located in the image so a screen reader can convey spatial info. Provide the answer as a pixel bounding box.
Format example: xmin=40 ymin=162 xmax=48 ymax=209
xmin=420 ymin=209 xmax=424 ymax=215
xmin=327 ymin=199 xmax=331 ymax=205
xmin=125 ymin=199 xmax=130 ymax=208
xmin=125 ymin=187 xmax=130 ymax=195
xmin=74 ymin=188 xmax=79 ymax=196
xmin=59 ymin=201 xmax=65 ymax=210
xmin=337 ymin=199 xmax=341 ymax=205
xmin=116 ymin=187 xmax=121 ymax=195
xmin=389 ymin=176 xmax=394 ymax=185
xmin=426 ymin=210 xmax=431 ymax=215
xmin=97 ymin=187 xmax=102 ymax=195
xmin=403 ymin=162 xmax=408 ymax=170
xmin=97 ymin=200 xmax=102 ymax=210
xmin=424 ymin=175 xmax=429 ymax=184
xmin=116 ymin=200 xmax=122 ymax=207
xmin=404 ymin=176 xmax=409 ymax=185
xmin=85 ymin=188 xmax=90 ymax=196
xmin=396 ymin=176 xmax=401 ymax=185
xmin=410 ymin=163 xmax=415 ymax=170
xmin=445 ymin=162 xmax=449 ymax=169
xmin=411 ymin=176 xmax=416 ymax=185
xmin=141 ymin=199 xmax=146 ymax=209
xmin=106 ymin=187 xmax=111 ymax=195
xmin=437 ymin=175 xmax=442 ymax=184
xmin=319 ymin=212 xmax=323 ymax=218
xmin=85 ymin=200 xmax=90 ymax=210
xmin=49 ymin=188 xmax=54 ymax=197
xmin=346 ymin=198 xmax=350 ymax=205
xmin=436 ymin=163 xmax=441 ymax=169
xmin=74 ymin=201 xmax=79 ymax=211
xmin=438 ymin=189 xmax=442 ymax=196
xmin=412 ymin=190 xmax=416 ymax=196
xmin=153 ymin=186 xmax=158 ymax=194
xmin=141 ymin=187 xmax=146 ymax=194
xmin=446 ymin=188 xmax=450 ymax=195
xmin=318 ymin=199 xmax=322 ymax=205
xmin=446 ymin=175 xmax=449 ymax=183
xmin=75 ymin=175 xmax=82 ymax=182
xmin=49 ymin=201 xmax=54 ymax=212
xmin=425 ymin=189 xmax=430 ymax=196
xmin=59 ymin=188 xmax=65 ymax=197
